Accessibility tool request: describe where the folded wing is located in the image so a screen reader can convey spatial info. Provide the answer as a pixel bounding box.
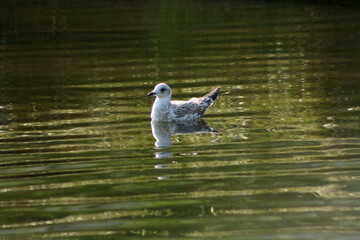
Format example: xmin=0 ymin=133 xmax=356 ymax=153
xmin=170 ymin=87 xmax=220 ymax=121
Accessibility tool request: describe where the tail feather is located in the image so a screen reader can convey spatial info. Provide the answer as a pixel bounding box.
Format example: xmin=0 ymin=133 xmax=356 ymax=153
xmin=203 ymin=87 xmax=221 ymax=101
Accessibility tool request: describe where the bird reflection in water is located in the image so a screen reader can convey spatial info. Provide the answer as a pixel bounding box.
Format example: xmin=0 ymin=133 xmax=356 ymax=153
xmin=151 ymin=119 xmax=219 ymax=180
xmin=151 ymin=119 xmax=218 ymax=153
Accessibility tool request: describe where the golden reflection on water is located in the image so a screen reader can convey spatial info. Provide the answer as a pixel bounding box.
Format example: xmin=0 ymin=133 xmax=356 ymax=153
xmin=216 ymin=205 xmax=360 ymax=216
xmin=185 ymin=226 xmax=359 ymax=239
xmin=0 ymin=209 xmax=173 ymax=230
xmin=1 ymin=184 xmax=351 ymax=210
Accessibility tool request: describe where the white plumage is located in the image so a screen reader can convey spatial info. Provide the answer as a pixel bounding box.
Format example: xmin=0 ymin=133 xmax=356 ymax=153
xmin=148 ymin=83 xmax=220 ymax=122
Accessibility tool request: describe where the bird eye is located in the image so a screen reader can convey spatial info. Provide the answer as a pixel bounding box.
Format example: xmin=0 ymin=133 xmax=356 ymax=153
xmin=160 ymin=88 xmax=165 ymax=92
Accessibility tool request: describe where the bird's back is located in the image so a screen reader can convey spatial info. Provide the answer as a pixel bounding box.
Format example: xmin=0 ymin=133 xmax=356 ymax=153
xmin=169 ymin=87 xmax=220 ymax=121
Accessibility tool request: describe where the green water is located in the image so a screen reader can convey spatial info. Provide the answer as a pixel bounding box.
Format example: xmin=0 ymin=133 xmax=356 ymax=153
xmin=1 ymin=0 xmax=360 ymax=239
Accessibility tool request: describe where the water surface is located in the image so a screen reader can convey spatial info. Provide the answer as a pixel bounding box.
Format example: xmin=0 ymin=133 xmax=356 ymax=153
xmin=1 ymin=1 xmax=360 ymax=239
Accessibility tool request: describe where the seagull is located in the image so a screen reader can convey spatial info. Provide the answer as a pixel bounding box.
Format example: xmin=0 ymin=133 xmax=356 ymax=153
xmin=147 ymin=83 xmax=220 ymax=122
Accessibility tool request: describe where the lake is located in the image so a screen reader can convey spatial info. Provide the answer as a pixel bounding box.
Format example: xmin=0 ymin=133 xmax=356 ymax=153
xmin=1 ymin=0 xmax=360 ymax=239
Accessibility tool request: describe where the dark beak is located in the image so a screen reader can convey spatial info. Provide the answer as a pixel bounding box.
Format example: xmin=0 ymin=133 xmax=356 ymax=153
xmin=147 ymin=91 xmax=156 ymax=96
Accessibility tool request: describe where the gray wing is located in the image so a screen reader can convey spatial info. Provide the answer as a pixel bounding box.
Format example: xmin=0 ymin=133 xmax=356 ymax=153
xmin=170 ymin=87 xmax=220 ymax=120
xmin=171 ymin=97 xmax=213 ymax=119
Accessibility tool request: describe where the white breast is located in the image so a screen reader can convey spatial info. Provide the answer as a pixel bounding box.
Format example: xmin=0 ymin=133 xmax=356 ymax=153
xmin=151 ymin=97 xmax=170 ymax=121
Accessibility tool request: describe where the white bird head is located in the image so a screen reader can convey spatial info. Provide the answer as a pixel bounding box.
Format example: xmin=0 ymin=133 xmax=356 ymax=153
xmin=147 ymin=83 xmax=172 ymax=99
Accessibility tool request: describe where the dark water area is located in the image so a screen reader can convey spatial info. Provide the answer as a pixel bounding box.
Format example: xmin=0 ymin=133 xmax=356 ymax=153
xmin=0 ymin=0 xmax=360 ymax=239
